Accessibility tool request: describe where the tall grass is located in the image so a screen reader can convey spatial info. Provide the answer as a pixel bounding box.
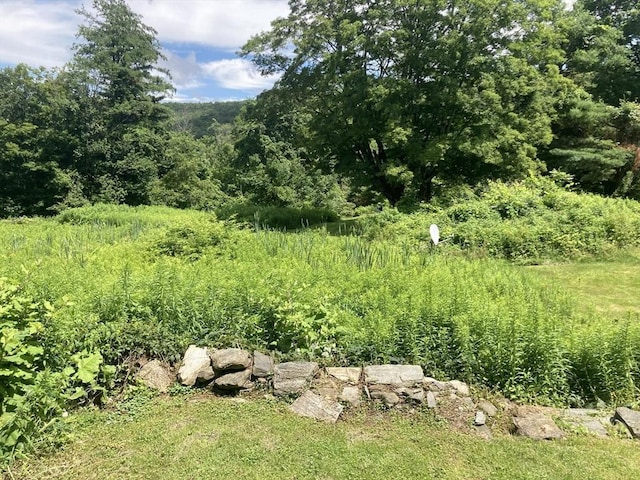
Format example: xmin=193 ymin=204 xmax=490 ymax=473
xmin=1 ymin=204 xmax=638 ymax=406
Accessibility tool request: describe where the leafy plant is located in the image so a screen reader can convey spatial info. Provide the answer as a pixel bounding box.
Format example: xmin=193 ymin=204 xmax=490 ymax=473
xmin=0 ymin=279 xmax=47 ymax=455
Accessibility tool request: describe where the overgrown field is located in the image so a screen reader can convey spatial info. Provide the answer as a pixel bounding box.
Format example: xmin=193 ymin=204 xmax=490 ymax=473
xmin=2 ymin=184 xmax=640 ymax=461
xmin=351 ymin=177 xmax=640 ymax=262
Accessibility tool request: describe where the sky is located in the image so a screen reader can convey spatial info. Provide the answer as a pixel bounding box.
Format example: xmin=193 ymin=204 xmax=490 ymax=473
xmin=0 ymin=0 xmax=578 ymax=103
xmin=0 ymin=0 xmax=290 ymax=102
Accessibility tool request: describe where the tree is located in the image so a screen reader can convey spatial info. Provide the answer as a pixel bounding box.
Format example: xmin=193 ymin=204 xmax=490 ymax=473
xmin=562 ymin=1 xmax=640 ymax=105
xmin=69 ymin=0 xmax=174 ymax=205
xmin=231 ymin=91 xmax=347 ymax=209
xmin=242 ymin=0 xmax=568 ymax=204
xmin=0 ymin=65 xmax=74 ymax=216
xmin=149 ymin=132 xmax=228 ymax=210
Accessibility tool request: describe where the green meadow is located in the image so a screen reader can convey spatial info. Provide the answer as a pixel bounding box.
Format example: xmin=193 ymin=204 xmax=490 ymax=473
xmin=3 ymin=180 xmax=640 ymax=475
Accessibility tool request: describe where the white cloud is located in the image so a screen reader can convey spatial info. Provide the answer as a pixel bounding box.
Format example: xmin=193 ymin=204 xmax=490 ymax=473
xmin=129 ymin=0 xmax=289 ymax=49
xmin=0 ymin=0 xmax=288 ymax=100
xmin=161 ymin=50 xmax=205 ymax=91
xmin=0 ymin=0 xmax=79 ymax=68
xmin=202 ymin=57 xmax=279 ymax=90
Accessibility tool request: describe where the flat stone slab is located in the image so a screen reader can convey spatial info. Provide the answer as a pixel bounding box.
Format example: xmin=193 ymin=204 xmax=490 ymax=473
xmin=273 ymin=362 xmax=319 ymax=396
xmin=178 ymin=345 xmax=214 ymax=386
xmin=213 ymin=369 xmax=253 ymax=390
xmin=364 ymin=365 xmax=424 ymax=387
xmin=426 ymin=391 xmax=437 ymax=409
xmin=210 ymin=348 xmax=252 ymax=372
xmin=423 ymin=377 xmax=450 ymax=392
xmin=449 ymin=380 xmax=470 ymax=396
xmin=561 ymin=409 xmax=609 ymax=437
xmin=613 ymin=407 xmax=640 ymax=439
xmin=325 ymin=367 xmax=362 ymax=384
xmin=395 ymin=387 xmax=424 ymax=403
xmin=478 ymin=400 xmax=498 ymax=417
xmin=136 ymin=360 xmax=174 ymax=393
xmin=474 ymin=410 xmax=487 ymax=426
xmin=340 ymin=386 xmax=362 ymax=407
xmin=289 ymin=390 xmax=343 ymax=423
xmin=513 ymin=414 xmax=565 ymax=440
xmin=252 ymin=351 xmax=274 ymax=377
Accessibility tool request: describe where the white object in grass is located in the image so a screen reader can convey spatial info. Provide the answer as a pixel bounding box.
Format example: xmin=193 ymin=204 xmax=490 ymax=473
xmin=429 ymin=224 xmax=440 ymax=245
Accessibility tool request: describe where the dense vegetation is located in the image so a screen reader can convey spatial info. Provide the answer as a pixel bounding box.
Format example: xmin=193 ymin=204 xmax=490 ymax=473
xmin=1 ymin=0 xmax=639 ymax=217
xmin=2 ymin=189 xmax=640 ymax=461
xmin=2 ymin=0 xmax=640 ymax=468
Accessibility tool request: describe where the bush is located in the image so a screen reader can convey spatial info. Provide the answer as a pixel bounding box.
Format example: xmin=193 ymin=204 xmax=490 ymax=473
xmin=216 ymin=204 xmax=339 ymax=230
xmin=353 ymin=177 xmax=640 ymax=262
xmin=2 ymin=203 xmax=640 ymax=418
xmin=0 ymin=279 xmax=115 ymax=463
xmin=0 ymin=280 xmax=48 ymax=458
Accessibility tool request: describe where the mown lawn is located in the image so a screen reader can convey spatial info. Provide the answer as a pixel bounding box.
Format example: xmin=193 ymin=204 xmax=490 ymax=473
xmin=7 ymin=394 xmax=640 ymax=480
xmin=530 ymin=249 xmax=640 ymax=316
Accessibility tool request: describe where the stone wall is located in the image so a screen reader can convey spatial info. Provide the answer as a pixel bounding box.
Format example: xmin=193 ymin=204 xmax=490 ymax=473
xmin=136 ymin=345 xmax=640 ymax=441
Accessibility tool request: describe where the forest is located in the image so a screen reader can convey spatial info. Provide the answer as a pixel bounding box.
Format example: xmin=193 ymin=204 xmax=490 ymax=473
xmin=2 ymin=0 xmax=640 ymax=472
xmin=0 ymin=0 xmax=638 ymax=217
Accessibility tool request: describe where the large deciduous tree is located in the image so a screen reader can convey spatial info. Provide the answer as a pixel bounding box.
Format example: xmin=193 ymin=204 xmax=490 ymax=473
xmin=562 ymin=1 xmax=639 ymax=105
xmin=0 ymin=65 xmax=75 ymax=216
xmin=69 ymin=0 xmax=174 ymax=205
xmin=242 ymin=0 xmax=568 ymax=204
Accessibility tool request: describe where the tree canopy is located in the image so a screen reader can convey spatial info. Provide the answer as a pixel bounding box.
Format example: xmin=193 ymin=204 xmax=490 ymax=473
xmin=241 ymin=0 xmax=570 ymax=203
xmin=2 ymin=0 xmax=640 ymax=217
xmin=68 ymin=0 xmax=174 ymax=205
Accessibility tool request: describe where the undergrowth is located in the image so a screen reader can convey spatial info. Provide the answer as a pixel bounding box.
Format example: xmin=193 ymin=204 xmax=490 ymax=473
xmin=2 ymin=189 xmax=640 ymax=462
xmin=356 ymin=176 xmax=640 ymax=263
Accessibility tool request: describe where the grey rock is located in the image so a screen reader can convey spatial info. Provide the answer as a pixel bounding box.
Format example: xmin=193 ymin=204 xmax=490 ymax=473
xmin=562 ymin=409 xmax=609 ymax=437
xmin=273 ymin=362 xmax=319 ymax=396
xmin=325 ymin=367 xmax=362 ymax=384
xmin=613 ymin=407 xmax=640 ymax=439
xmin=449 ymin=380 xmax=470 ymax=396
xmin=369 ymin=385 xmax=401 ymax=407
xmin=461 ymin=397 xmax=475 ymax=408
xmin=395 ymin=387 xmax=425 ymax=403
xmin=513 ymin=414 xmax=565 ymax=440
xmin=340 ymin=386 xmax=362 ymax=407
xmin=474 ymin=410 xmax=487 ymax=426
xmin=423 ymin=377 xmax=450 ymax=392
xmin=136 ymin=360 xmax=174 ymax=393
xmin=252 ymin=351 xmax=274 ymax=377
xmin=426 ymin=391 xmax=437 ymax=409
xmin=213 ymin=369 xmax=253 ymax=390
xmin=210 ymin=348 xmax=252 ymax=372
xmin=315 ymin=386 xmax=341 ymax=401
xmin=177 ymin=345 xmax=214 ymax=386
xmin=289 ymin=390 xmax=344 ymax=423
xmin=364 ymin=365 xmax=424 ymax=387
xmin=478 ymin=400 xmax=498 ymax=417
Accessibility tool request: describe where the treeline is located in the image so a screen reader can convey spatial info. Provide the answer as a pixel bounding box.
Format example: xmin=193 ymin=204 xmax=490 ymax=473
xmin=1 ymin=0 xmax=639 ymax=218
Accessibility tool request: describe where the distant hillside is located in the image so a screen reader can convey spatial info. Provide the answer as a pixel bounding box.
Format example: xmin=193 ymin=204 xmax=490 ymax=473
xmin=167 ymin=101 xmax=246 ymax=137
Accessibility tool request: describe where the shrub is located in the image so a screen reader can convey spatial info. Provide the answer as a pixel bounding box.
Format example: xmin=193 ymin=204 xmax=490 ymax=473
xmin=0 ymin=279 xmax=48 ymax=458
xmin=0 ymin=279 xmax=115 ymax=463
xmin=216 ymin=204 xmax=339 ymax=230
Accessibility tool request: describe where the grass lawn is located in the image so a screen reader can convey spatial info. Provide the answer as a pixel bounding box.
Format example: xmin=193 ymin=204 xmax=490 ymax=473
xmin=7 ymin=393 xmax=640 ymax=480
xmin=529 ymin=249 xmax=640 ymax=316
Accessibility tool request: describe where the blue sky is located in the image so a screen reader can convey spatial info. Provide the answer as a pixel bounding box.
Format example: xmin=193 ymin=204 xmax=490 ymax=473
xmin=0 ymin=0 xmax=289 ymax=102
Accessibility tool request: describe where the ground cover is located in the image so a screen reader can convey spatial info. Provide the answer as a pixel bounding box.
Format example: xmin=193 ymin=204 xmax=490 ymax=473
xmin=2 ymin=200 xmax=640 ymax=465
xmin=7 ymin=394 xmax=640 ymax=480
xmin=530 ymin=250 xmax=640 ymax=316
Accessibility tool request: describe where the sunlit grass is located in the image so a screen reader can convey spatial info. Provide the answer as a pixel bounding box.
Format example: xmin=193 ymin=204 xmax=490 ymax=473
xmin=530 ymin=249 xmax=640 ymax=317
xmin=8 ymin=394 xmax=640 ymax=480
